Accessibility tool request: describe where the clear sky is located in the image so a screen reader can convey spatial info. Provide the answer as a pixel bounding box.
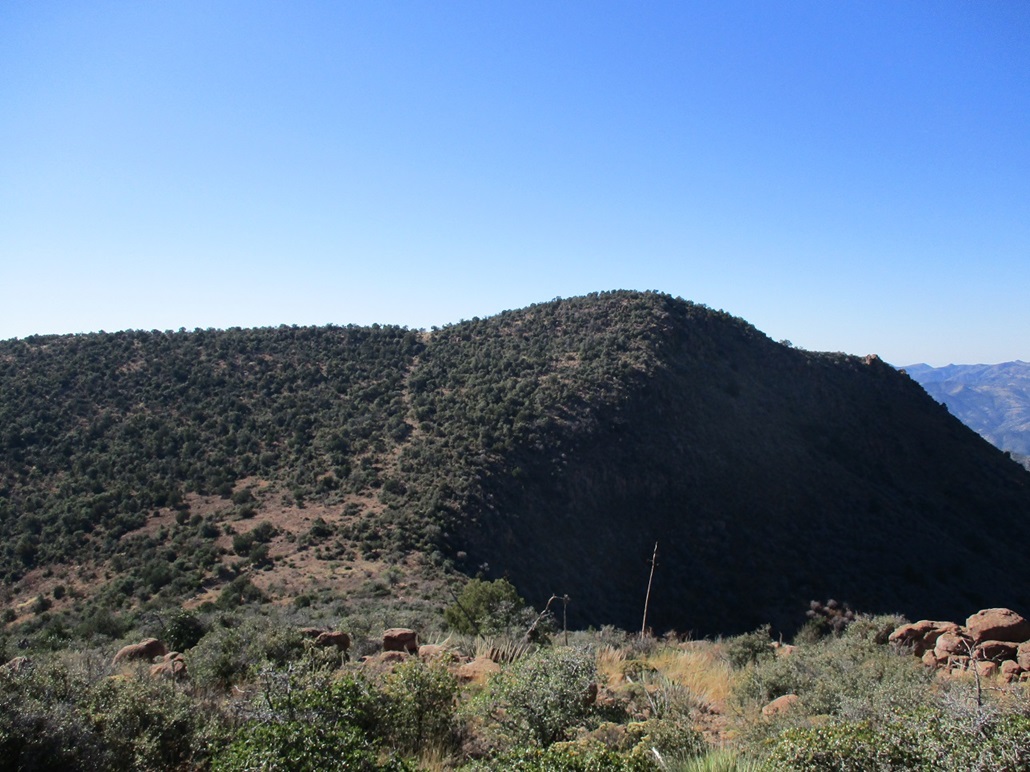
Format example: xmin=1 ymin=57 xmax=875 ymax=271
xmin=2 ymin=2 xmax=1028 ymax=366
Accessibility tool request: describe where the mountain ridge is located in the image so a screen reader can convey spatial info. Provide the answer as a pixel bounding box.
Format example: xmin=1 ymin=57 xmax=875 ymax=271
xmin=3 ymin=291 xmax=1030 ymax=637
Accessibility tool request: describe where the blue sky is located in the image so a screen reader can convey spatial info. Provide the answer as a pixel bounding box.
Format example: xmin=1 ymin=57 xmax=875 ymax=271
xmin=2 ymin=1 xmax=1028 ymax=366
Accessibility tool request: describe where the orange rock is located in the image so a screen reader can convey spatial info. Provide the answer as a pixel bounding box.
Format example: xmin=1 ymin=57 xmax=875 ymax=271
xmin=975 ymin=640 xmax=1019 ymax=662
xmin=965 ymin=609 xmax=1030 ymax=644
xmin=456 ymin=656 xmax=501 ymax=684
xmin=1001 ymin=660 xmax=1022 ymax=683
xmin=112 ymin=638 xmax=168 ymax=665
xmin=1018 ymin=641 xmax=1030 ymax=671
xmin=973 ymin=660 xmax=999 ymax=679
xmin=890 ymin=620 xmax=962 ymax=656
xmin=762 ymin=694 xmax=799 ymax=717
xmin=383 ymin=628 xmax=419 ymax=654
xmin=934 ymin=632 xmax=973 ymax=660
xmin=361 ymin=650 xmax=409 ymax=674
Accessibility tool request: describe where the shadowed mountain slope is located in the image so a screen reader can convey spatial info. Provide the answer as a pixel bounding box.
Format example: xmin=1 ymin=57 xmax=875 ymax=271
xmin=3 ymin=291 xmax=1030 ymax=635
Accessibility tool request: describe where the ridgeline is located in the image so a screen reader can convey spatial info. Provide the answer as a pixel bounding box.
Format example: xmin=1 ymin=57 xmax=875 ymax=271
xmin=3 ymin=291 xmax=1029 ymax=636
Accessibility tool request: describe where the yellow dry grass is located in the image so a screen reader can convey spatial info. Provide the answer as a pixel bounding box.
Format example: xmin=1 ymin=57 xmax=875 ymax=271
xmin=594 ymin=639 xmax=738 ymax=715
xmin=641 ymin=642 xmax=738 ymax=712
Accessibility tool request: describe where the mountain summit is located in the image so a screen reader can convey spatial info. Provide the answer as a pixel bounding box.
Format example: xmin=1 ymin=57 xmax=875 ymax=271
xmin=3 ymin=291 xmax=1030 ymax=635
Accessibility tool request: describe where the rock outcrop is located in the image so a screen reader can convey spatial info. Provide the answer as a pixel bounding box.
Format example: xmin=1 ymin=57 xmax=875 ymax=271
xmin=893 ymin=608 xmax=1030 ymax=680
xmin=112 ymin=638 xmax=169 ymax=665
xmin=383 ymin=628 xmax=419 ymax=654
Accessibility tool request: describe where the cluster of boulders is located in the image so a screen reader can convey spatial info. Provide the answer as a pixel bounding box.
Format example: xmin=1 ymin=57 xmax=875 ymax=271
xmin=99 ymin=625 xmax=500 ymax=684
xmin=890 ymin=607 xmax=1030 ymax=682
xmin=111 ymin=637 xmax=190 ymax=680
xmin=355 ymin=627 xmax=505 ymax=684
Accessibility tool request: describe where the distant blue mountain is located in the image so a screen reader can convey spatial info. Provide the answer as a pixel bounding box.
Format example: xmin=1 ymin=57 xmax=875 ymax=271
xmin=903 ymin=360 xmax=1030 ymax=461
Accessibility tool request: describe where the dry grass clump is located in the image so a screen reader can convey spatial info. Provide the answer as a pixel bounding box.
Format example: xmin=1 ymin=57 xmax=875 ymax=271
xmin=641 ymin=642 xmax=737 ymax=713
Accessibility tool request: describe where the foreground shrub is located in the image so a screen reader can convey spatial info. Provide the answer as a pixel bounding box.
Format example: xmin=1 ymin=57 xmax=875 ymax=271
xmin=189 ymin=616 xmax=306 ymax=690
xmin=735 ymin=628 xmax=932 ymax=718
xmin=0 ymin=655 xmax=218 ymax=771
xmin=479 ymin=645 xmax=599 ymax=747
xmin=763 ymin=700 xmax=1030 ymax=770
xmin=379 ymin=658 xmax=460 ymax=757
xmin=766 ymin=720 xmax=924 ymax=770
xmin=212 ymin=669 xmax=409 ymax=771
xmin=87 ymin=674 xmax=212 ymax=770
xmin=723 ymin=626 xmax=774 ymax=669
xmin=462 ymin=741 xmax=652 ymax=771
xmin=0 ymin=659 xmax=106 ymax=769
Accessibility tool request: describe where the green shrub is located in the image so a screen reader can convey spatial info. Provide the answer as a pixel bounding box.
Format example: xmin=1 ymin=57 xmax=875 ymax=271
xmin=462 ymin=742 xmax=653 ymax=771
xmin=380 ymin=658 xmax=460 ymax=757
xmin=212 ymin=670 xmax=409 ymax=772
xmin=736 ymin=630 xmax=932 ymax=718
xmin=216 ymin=575 xmax=266 ymax=609
xmin=723 ymin=625 xmax=774 ymax=669
xmin=87 ymin=673 xmax=212 ymax=770
xmin=163 ymin=608 xmax=207 ymax=651
xmin=481 ymin=646 xmax=599 ymax=747
xmin=445 ymin=578 xmax=527 ymax=636
xmin=0 ymin=658 xmax=107 ymax=769
xmin=765 ymin=720 xmax=924 ymax=770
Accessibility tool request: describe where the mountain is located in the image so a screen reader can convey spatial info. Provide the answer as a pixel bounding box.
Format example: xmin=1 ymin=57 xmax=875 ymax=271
xmin=3 ymin=291 xmax=1030 ymax=637
xmin=903 ymin=361 xmax=1030 ymax=463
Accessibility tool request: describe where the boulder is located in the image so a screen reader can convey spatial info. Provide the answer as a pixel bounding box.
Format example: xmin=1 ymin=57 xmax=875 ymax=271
xmin=975 ymin=640 xmax=1019 ymax=662
xmin=921 ymin=650 xmax=940 ymax=669
xmin=889 ymin=620 xmax=961 ymax=656
xmin=1001 ymin=660 xmax=1023 ymax=683
xmin=973 ymin=660 xmax=999 ymax=679
xmin=934 ymin=632 xmax=973 ymax=660
xmin=361 ymin=650 xmax=409 ymax=674
xmin=456 ymin=656 xmax=501 ymax=684
xmin=946 ymin=655 xmax=970 ymax=672
xmin=149 ymin=652 xmax=187 ymax=680
xmin=112 ymin=638 xmax=169 ymax=665
xmin=762 ymin=694 xmax=800 ymax=717
xmin=418 ymin=644 xmax=456 ymax=662
xmin=1 ymin=656 xmax=30 ymax=674
xmin=1018 ymin=641 xmax=1030 ymax=671
xmin=965 ymin=609 xmax=1030 ymax=644
xmin=383 ymin=628 xmax=419 ymax=654
xmin=314 ymin=631 xmax=351 ymax=653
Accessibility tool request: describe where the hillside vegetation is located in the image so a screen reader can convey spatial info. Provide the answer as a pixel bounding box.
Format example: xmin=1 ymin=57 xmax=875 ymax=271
xmin=3 ymin=291 xmax=1030 ymax=639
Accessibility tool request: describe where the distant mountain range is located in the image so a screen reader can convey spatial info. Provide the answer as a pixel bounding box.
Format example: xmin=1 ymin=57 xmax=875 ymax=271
xmin=903 ymin=361 xmax=1030 ymax=465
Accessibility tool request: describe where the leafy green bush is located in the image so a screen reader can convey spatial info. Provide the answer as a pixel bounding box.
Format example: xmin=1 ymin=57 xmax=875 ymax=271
xmin=765 ymin=707 xmax=1030 ymax=771
xmin=189 ymin=616 xmax=304 ymax=690
xmin=480 ymin=645 xmax=599 ymax=747
xmin=445 ymin=578 xmax=527 ymax=636
xmin=87 ymin=673 xmax=213 ymax=770
xmin=380 ymin=658 xmax=460 ymax=757
xmin=765 ymin=720 xmax=924 ymax=770
xmin=735 ymin=629 xmax=932 ymax=718
xmin=723 ymin=625 xmax=774 ymax=669
xmin=462 ymin=741 xmax=653 ymax=771
xmin=212 ymin=669 xmax=409 ymax=772
xmin=163 ymin=608 xmax=207 ymax=651
xmin=0 ymin=658 xmax=107 ymax=769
